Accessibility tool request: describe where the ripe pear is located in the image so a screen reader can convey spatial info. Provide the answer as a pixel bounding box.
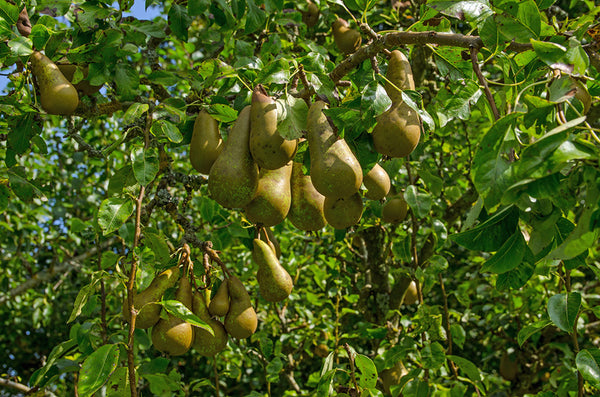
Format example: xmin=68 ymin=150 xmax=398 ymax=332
xmin=122 ymin=266 xmax=180 ymax=329
xmin=208 ymin=279 xmax=230 ymax=317
xmin=363 ymin=164 xmax=391 ymax=201
xmin=189 ymin=110 xmax=223 ymax=175
xmin=56 ymin=63 xmax=103 ymax=96
xmin=332 ymin=18 xmax=362 ymax=55
xmin=307 ymin=101 xmax=362 ymax=198
xmin=250 ymin=85 xmax=298 ymax=170
xmin=253 ymin=239 xmax=293 ymax=302
xmin=372 ymin=102 xmax=421 ymax=158
xmin=29 ymin=51 xmax=79 ymax=115
xmin=244 ymin=161 xmax=293 ymax=227
xmin=382 ymin=194 xmax=408 ymax=223
xmin=260 ymin=227 xmax=281 ymax=258
xmin=151 ymin=277 xmax=194 ymax=356
xmin=288 ymin=161 xmax=327 ymax=231
xmin=380 ymin=361 xmax=408 ymax=395
xmin=224 ymin=275 xmax=258 ymax=339
xmin=208 ymin=106 xmax=259 ymax=208
xmin=323 ymin=193 xmax=363 ymax=229
xmin=302 ymin=1 xmax=320 ymax=27
xmin=192 ymin=291 xmax=228 ymax=356
xmin=384 ymin=50 xmax=415 ymax=103
xmin=403 ymin=281 xmax=418 ymax=305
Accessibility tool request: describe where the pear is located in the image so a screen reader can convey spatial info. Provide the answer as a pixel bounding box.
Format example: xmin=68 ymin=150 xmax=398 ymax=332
xmin=260 ymin=227 xmax=281 ymax=258
xmin=208 ymin=279 xmax=230 ymax=317
xmin=244 ymin=161 xmax=293 ymax=227
xmin=224 ymin=275 xmax=258 ymax=339
xmin=382 ymin=194 xmax=408 ymax=223
xmin=122 ymin=266 xmax=179 ymax=329
xmin=189 ymin=110 xmax=223 ymax=175
xmin=363 ymin=164 xmax=391 ymax=201
xmin=372 ymin=50 xmax=421 ymax=158
xmin=389 ymin=275 xmax=412 ymax=309
xmin=323 ymin=193 xmax=363 ymax=229
xmin=403 ymin=281 xmax=418 ymax=305
xmin=332 ymin=18 xmax=362 ymax=55
xmin=151 ymin=277 xmax=194 ymax=356
xmin=56 ymin=63 xmax=103 ymax=96
xmin=250 ymin=85 xmax=298 ymax=170
xmin=253 ymin=239 xmax=293 ymax=302
xmin=380 ymin=361 xmax=408 ymax=395
xmin=288 ymin=161 xmax=327 ymax=231
xmin=570 ymin=78 xmax=591 ymax=114
xmin=208 ymin=106 xmax=259 ymax=208
xmin=192 ymin=291 xmax=228 ymax=356
xmin=307 ymin=101 xmax=362 ymax=198
xmin=499 ymin=352 xmax=518 ymax=381
xmin=302 ymin=0 xmax=320 ymax=28
xmin=29 ymin=51 xmax=79 ymax=115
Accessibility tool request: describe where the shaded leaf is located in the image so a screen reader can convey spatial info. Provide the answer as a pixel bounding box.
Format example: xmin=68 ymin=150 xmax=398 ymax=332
xmin=517 ymin=319 xmax=552 ymax=347
xmin=450 ymin=205 xmax=518 ymax=252
xmin=576 ymin=349 xmax=600 ymax=389
xmin=481 ymin=230 xmax=527 ymax=274
xmin=132 ymin=147 xmax=159 ymax=186
xmin=547 ymin=292 xmax=581 ymax=333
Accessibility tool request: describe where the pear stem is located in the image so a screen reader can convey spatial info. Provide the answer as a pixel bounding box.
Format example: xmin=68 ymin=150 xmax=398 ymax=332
xmin=202 ymin=241 xmax=231 ymax=278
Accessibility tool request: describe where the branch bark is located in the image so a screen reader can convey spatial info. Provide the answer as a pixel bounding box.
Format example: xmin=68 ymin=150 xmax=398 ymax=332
xmin=0 ymin=377 xmax=57 ymax=397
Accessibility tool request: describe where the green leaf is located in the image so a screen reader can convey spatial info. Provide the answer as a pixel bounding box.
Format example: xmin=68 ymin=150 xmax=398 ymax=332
xmin=442 ymin=80 xmax=482 ymax=121
xmin=531 ymin=39 xmax=567 ymax=68
xmin=123 ymin=103 xmax=149 ymax=125
xmin=426 ymin=1 xmax=492 ymax=23
xmin=266 ymin=357 xmax=283 ymax=383
xmin=98 ymin=197 xmax=134 ymax=235
xmin=421 ymin=342 xmax=446 ymax=370
xmin=68 ymin=273 xmax=102 ymax=323
xmin=361 ymin=81 xmax=392 ymax=117
xmin=8 ymin=167 xmax=44 ymax=202
xmin=471 ymin=113 xmax=520 ymax=209
xmin=150 ymin=119 xmax=182 ymax=143
xmin=481 ymin=230 xmax=527 ymax=274
xmin=259 ymin=58 xmax=290 ymax=84
xmin=245 ymin=0 xmax=266 ymax=33
xmin=162 ymin=300 xmax=214 ymax=334
xmin=114 ymin=63 xmax=140 ymax=100
xmin=495 ymin=261 xmax=535 ymax=290
xmin=0 ymin=1 xmax=19 ymax=23
xmin=168 ymin=3 xmax=191 ymax=41
xmin=276 ymin=95 xmax=308 ymax=140
xmin=575 ymin=349 xmax=600 ymax=389
xmin=0 ymin=184 xmax=9 ymax=212
xmin=144 ymin=232 xmax=171 ymax=265
xmin=547 ymin=292 xmax=581 ymax=333
xmin=208 ymin=104 xmax=237 ymax=123
xmin=105 ymin=367 xmax=131 ymax=397
xmin=78 ymin=344 xmax=119 ymax=397
xmin=517 ymin=319 xmax=552 ymax=347
xmin=131 ymin=147 xmax=159 ymax=186
xmin=450 ymin=205 xmax=519 ymax=252
xmin=446 ymin=355 xmax=485 ymax=392
xmin=355 ymin=354 xmax=378 ymax=389
xmin=30 ymin=339 xmax=77 ymax=387
xmin=404 ymin=185 xmax=432 ymax=218
xmin=8 ymin=36 xmax=32 ymax=56
xmin=450 ymin=324 xmax=466 ymax=349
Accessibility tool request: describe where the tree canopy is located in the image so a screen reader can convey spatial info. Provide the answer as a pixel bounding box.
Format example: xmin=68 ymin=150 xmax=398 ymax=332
xmin=1 ymin=0 xmax=599 ymax=396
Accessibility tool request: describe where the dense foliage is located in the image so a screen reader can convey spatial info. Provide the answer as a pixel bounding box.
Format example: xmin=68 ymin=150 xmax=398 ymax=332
xmin=1 ymin=0 xmax=599 ymax=396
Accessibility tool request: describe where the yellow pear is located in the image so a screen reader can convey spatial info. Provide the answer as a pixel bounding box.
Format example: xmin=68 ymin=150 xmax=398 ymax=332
xmin=363 ymin=164 xmax=391 ymax=201
xmin=189 ymin=110 xmax=223 ymax=175
xmin=382 ymin=194 xmax=408 ymax=223
xmin=244 ymin=161 xmax=293 ymax=227
xmin=29 ymin=51 xmax=79 ymax=115
xmin=208 ymin=279 xmax=230 ymax=317
xmin=192 ymin=291 xmax=228 ymax=356
xmin=224 ymin=275 xmax=258 ymax=339
xmin=253 ymin=239 xmax=293 ymax=302
xmin=380 ymin=361 xmax=408 ymax=395
xmin=323 ymin=193 xmax=363 ymax=229
xmin=288 ymin=161 xmax=327 ymax=231
xmin=332 ymin=18 xmax=362 ymax=55
xmin=56 ymin=63 xmax=103 ymax=96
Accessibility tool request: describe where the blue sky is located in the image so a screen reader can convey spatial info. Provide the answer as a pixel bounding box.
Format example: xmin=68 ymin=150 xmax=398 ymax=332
xmin=0 ymin=1 xmax=162 ymax=91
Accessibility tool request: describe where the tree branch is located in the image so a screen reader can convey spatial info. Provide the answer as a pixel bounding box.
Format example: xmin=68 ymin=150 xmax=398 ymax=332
xmin=0 ymin=377 xmax=57 ymax=397
xmin=470 ymin=47 xmax=500 ymax=120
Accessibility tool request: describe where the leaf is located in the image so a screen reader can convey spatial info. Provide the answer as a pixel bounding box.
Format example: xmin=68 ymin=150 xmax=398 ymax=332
xmin=276 ymin=95 xmax=308 ymax=140
xmin=208 ymin=104 xmax=237 ymax=123
xmin=446 ymin=355 xmax=485 ymax=392
xmin=450 ymin=205 xmax=519 ymax=252
xmin=8 ymin=36 xmax=33 ymax=57
xmin=150 ymin=119 xmax=182 ymax=143
xmin=481 ymin=230 xmax=527 ymax=274
xmin=471 ymin=113 xmax=520 ymax=209
xmin=426 ymin=1 xmax=493 ymax=23
xmin=115 ymin=63 xmax=140 ymax=100
xmin=78 ymin=344 xmax=119 ymax=397
xmin=244 ymin=0 xmax=266 ymax=34
xmin=361 ymin=81 xmax=392 ymax=117
xmin=98 ymin=197 xmax=134 ymax=235
xmin=0 ymin=0 xmax=19 ymax=23
xmin=259 ymin=58 xmax=290 ymax=84
xmin=443 ymin=80 xmax=482 ymax=121
xmin=575 ymin=349 xmax=600 ymax=389
xmin=131 ymin=147 xmax=159 ymax=186
xmin=144 ymin=232 xmax=171 ymax=265
xmin=8 ymin=167 xmax=44 ymax=202
xmin=421 ymin=342 xmax=446 ymax=370
xmin=450 ymin=324 xmax=466 ymax=349
xmin=517 ymin=319 xmax=552 ymax=347
xmin=531 ymin=39 xmax=567 ymax=68
xmin=495 ymin=261 xmax=535 ymax=290
xmin=106 ymin=367 xmax=131 ymax=397
xmin=123 ymin=103 xmax=149 ymax=125
xmin=168 ymin=3 xmax=191 ymax=41
xmin=355 ymin=354 xmax=378 ymax=389
xmin=68 ymin=273 xmax=102 ymax=323
xmin=30 ymin=339 xmax=78 ymax=387
xmin=162 ymin=300 xmax=214 ymax=334
xmin=547 ymin=292 xmax=581 ymax=333
xmin=404 ymin=185 xmax=432 ymax=218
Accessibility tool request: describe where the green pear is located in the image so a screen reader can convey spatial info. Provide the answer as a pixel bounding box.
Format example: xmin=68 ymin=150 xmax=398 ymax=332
xmin=29 ymin=51 xmax=79 ymax=115
xmin=250 ymin=85 xmax=298 ymax=170
xmin=307 ymin=101 xmax=362 ymax=198
xmin=190 ymin=110 xmax=223 ymax=175
xmin=380 ymin=361 xmax=408 ymax=395
xmin=301 ymin=0 xmax=320 ymax=27
xmin=332 ymin=18 xmax=362 ymax=55
xmin=224 ymin=275 xmax=258 ymax=339
xmin=384 ymin=50 xmax=415 ymax=103
xmin=244 ymin=161 xmax=293 ymax=227
xmin=122 ymin=266 xmax=180 ymax=329
xmin=208 ymin=106 xmax=259 ymax=208
xmin=382 ymin=194 xmax=408 ymax=223
xmin=208 ymin=278 xmax=230 ymax=317
xmin=323 ymin=193 xmax=363 ymax=229
xmin=192 ymin=291 xmax=228 ymax=356
xmin=151 ymin=277 xmax=194 ymax=356
xmin=253 ymin=239 xmax=293 ymax=302
xmin=288 ymin=161 xmax=327 ymax=231
xmin=260 ymin=227 xmax=281 ymax=258
xmin=363 ymin=163 xmax=391 ymax=201
xmin=403 ymin=281 xmax=418 ymax=305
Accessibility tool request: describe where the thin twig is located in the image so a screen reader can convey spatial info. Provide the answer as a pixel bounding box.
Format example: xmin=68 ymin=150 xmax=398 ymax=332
xmin=470 ymin=47 xmax=500 ymax=120
xmin=97 ymin=236 xmax=108 ymax=344
xmin=343 ymin=344 xmax=359 ymax=393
